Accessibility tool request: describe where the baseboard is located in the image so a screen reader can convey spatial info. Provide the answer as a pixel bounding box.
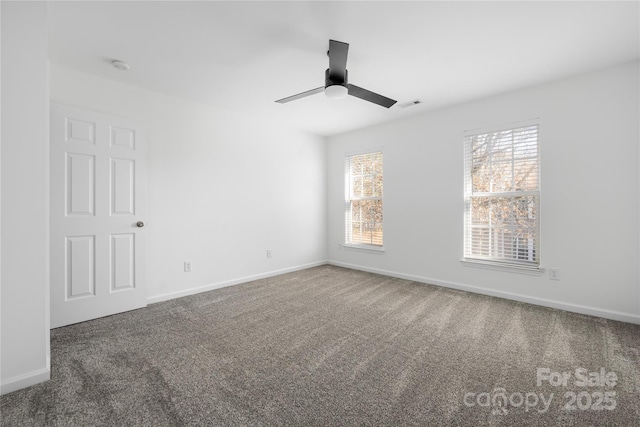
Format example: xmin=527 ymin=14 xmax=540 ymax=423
xmin=0 ymin=365 xmax=50 ymax=395
xmin=146 ymin=259 xmax=639 ymax=325
xmin=328 ymin=260 xmax=640 ymax=325
xmin=147 ymin=260 xmax=328 ymax=305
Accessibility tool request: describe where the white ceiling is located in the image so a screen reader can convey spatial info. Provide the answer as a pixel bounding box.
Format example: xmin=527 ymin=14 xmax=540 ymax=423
xmin=48 ymin=1 xmax=640 ymax=136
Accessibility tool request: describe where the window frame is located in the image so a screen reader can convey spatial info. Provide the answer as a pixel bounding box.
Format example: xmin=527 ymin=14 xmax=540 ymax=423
xmin=344 ymin=149 xmax=384 ymax=252
xmin=462 ymin=120 xmax=542 ymax=272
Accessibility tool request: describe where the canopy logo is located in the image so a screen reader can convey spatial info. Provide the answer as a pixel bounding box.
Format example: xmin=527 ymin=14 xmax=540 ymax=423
xmin=463 ymin=367 xmax=618 ymax=416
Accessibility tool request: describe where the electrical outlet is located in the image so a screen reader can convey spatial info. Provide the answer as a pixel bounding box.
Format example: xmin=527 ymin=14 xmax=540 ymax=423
xmin=338 ymin=243 xmax=343 ymax=250
xmin=266 ymin=250 xmax=272 ymax=258
xmin=549 ymin=268 xmax=560 ymax=281
xmin=184 ymin=261 xmax=192 ymax=272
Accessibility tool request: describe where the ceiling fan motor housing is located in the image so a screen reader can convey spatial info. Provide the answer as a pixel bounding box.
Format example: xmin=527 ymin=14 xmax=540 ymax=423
xmin=324 ymin=68 xmax=349 ymax=99
xmin=325 ymin=68 xmax=348 ymax=89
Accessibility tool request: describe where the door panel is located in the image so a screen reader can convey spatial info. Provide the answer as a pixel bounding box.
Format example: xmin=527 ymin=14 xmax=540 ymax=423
xmin=110 ymin=233 xmax=135 ymax=291
xmin=110 ymin=158 xmax=135 ymax=215
xmin=66 ymin=153 xmax=95 ymax=216
xmin=66 ymin=118 xmax=95 ymax=144
xmin=110 ymin=126 xmax=135 ymax=149
xmin=65 ymin=235 xmax=95 ymax=299
xmin=51 ymin=104 xmax=147 ymax=328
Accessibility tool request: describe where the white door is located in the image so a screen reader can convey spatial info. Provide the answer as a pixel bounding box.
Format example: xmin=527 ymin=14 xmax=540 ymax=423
xmin=50 ymin=104 xmax=147 ymax=328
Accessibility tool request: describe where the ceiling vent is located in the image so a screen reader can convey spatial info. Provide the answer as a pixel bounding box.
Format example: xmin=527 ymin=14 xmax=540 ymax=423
xmin=398 ymin=99 xmax=422 ymax=108
xmin=111 ymin=60 xmax=130 ymax=71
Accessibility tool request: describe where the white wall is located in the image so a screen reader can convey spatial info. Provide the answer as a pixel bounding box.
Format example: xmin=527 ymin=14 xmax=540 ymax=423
xmin=50 ymin=65 xmax=327 ymax=303
xmin=327 ymin=61 xmax=640 ymax=324
xmin=1 ymin=1 xmax=51 ymax=394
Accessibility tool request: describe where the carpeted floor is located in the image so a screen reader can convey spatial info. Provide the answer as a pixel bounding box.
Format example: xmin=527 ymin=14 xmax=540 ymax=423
xmin=1 ymin=265 xmax=639 ymax=426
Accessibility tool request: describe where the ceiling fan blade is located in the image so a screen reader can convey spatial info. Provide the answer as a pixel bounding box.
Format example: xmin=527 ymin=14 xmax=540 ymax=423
xmin=328 ymin=40 xmax=349 ymax=81
xmin=275 ymin=87 xmax=324 ymax=104
xmin=348 ymin=84 xmax=397 ymax=108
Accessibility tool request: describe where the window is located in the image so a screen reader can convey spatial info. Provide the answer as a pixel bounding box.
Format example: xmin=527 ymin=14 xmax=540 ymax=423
xmin=464 ymin=123 xmax=540 ymax=267
xmin=345 ymin=151 xmax=383 ymax=248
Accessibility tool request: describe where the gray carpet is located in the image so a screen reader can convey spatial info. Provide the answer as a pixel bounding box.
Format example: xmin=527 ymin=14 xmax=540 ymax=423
xmin=1 ymin=265 xmax=639 ymax=426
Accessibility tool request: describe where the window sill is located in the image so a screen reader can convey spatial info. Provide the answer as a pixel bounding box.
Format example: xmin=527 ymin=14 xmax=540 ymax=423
xmin=342 ymin=244 xmax=385 ymax=254
xmin=460 ymin=258 xmax=545 ymax=276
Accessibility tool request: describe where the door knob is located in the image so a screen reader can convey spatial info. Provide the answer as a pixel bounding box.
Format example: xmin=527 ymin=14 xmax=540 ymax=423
xmin=136 ymin=221 xmax=145 ymax=228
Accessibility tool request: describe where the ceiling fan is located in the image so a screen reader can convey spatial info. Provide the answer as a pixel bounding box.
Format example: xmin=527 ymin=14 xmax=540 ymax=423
xmin=275 ymin=39 xmax=397 ymax=108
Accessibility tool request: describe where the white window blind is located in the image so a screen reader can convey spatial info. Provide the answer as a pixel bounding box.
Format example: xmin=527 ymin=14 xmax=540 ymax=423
xmin=464 ymin=123 xmax=540 ymax=267
xmin=345 ymin=151 xmax=383 ymax=247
